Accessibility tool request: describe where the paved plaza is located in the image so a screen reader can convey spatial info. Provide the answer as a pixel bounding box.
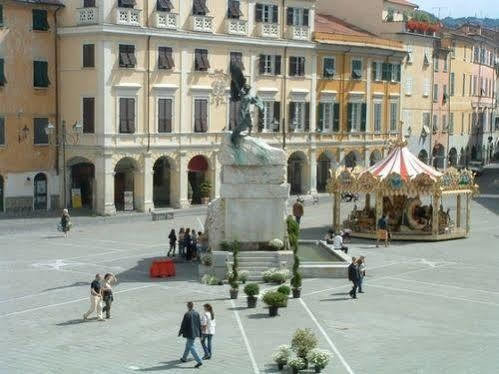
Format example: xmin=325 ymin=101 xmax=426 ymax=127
xmin=1 ymin=169 xmax=499 ymax=374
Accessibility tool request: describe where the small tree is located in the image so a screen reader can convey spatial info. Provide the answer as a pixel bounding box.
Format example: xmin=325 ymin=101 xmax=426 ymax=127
xmin=287 ymin=216 xmax=302 ymax=291
xmin=228 ymin=240 xmax=240 ymax=290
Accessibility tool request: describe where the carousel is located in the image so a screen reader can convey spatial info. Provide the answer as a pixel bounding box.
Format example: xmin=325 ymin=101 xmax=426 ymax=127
xmin=328 ymin=140 xmax=479 ymax=241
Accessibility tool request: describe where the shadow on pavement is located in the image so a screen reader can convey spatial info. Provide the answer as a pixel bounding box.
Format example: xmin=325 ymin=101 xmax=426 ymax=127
xmin=138 ymin=360 xmax=195 ymax=371
xmin=247 ymin=313 xmax=272 ymax=319
xmin=56 ymin=319 xmax=91 ymax=326
xmin=115 ymin=257 xmax=199 ymax=283
xmin=44 ymin=281 xmax=89 ymax=292
xmin=320 ymin=297 xmax=351 ymax=302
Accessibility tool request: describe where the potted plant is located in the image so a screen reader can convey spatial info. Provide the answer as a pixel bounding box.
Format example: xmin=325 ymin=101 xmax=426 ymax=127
xmin=287 ymin=216 xmax=303 ymax=298
xmin=239 ymin=270 xmax=249 ymax=284
xmin=291 ymin=272 xmax=302 ymax=298
xmin=288 ymin=357 xmax=306 ymax=374
xmin=307 ymin=349 xmax=332 ymax=373
xmin=244 ymin=283 xmax=260 ymax=308
xmin=277 ymin=285 xmax=291 ymax=307
xmin=268 ymin=238 xmax=284 ymax=251
xmin=200 ymin=181 xmax=211 ymax=205
xmin=228 ymin=241 xmax=240 ymax=299
xmin=263 ymin=291 xmax=287 ymax=317
xmin=270 ymin=269 xmax=290 ymax=284
xmin=291 ymin=328 xmax=318 ymax=367
xmin=272 ymin=345 xmax=292 ymax=371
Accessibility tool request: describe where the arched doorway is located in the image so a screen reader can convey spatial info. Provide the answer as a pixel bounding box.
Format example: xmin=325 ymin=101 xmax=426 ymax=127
xmin=188 ymin=155 xmax=209 ymax=205
xmin=0 ymin=175 xmax=4 ymax=212
xmin=70 ymin=161 xmax=95 ymax=209
xmin=34 ymin=173 xmax=48 ymax=210
xmin=448 ymin=148 xmax=458 ymax=167
xmin=344 ymin=151 xmax=358 ymax=168
xmin=369 ymin=150 xmax=382 ymax=166
xmin=316 ymin=153 xmax=333 ymax=193
xmin=288 ymin=152 xmax=307 ymax=195
xmin=459 ymin=148 xmax=465 ymax=166
xmin=153 ymin=157 xmax=172 ymax=208
xmin=114 ymin=158 xmax=138 ymax=211
xmin=418 ymin=149 xmax=429 ymax=164
xmin=432 ymin=144 xmax=445 ymax=169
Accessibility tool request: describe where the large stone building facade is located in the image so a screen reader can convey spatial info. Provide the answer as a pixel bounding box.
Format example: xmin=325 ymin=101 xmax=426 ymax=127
xmin=0 ymin=0 xmax=63 ymax=213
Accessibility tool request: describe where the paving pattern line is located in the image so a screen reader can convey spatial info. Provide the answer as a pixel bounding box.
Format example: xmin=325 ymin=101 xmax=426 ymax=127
xmin=0 ymin=284 xmax=157 ymax=318
xmin=229 ymin=299 xmax=260 ymax=374
xmin=386 ymin=276 xmax=499 ymax=295
xmin=368 ymin=284 xmax=499 ymax=307
xmin=299 ymin=298 xmax=355 ymax=374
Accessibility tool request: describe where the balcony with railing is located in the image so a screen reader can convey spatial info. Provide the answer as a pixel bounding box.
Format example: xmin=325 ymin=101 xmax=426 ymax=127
xmin=77 ymin=7 xmax=98 ymax=25
xmin=288 ymin=25 xmax=310 ymax=40
xmin=191 ymin=15 xmax=213 ymax=33
xmin=153 ymin=11 xmax=178 ymax=30
xmin=114 ymin=7 xmax=142 ymax=27
xmin=226 ymin=18 xmax=248 ymax=36
xmin=257 ymin=22 xmax=279 ymax=38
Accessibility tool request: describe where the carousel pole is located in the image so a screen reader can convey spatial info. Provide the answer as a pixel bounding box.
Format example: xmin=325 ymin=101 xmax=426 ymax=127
xmin=456 ymin=194 xmax=461 ymax=228
xmin=333 ymin=192 xmax=341 ymax=233
xmin=432 ymin=191 xmax=441 ymax=236
xmin=465 ymin=192 xmax=471 ymax=236
xmin=375 ymin=190 xmax=383 ymax=231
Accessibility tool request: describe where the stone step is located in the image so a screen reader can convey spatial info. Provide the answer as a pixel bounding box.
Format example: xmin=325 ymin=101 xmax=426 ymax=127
xmin=238 ymin=256 xmax=278 ymax=262
xmin=237 ymin=261 xmax=279 ymax=267
xmin=239 ymin=267 xmax=272 ymax=272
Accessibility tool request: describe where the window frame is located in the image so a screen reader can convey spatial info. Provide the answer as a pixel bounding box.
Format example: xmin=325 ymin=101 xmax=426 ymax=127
xmin=158 ymin=46 xmax=175 ymax=70
xmin=289 ymin=56 xmax=305 ymax=77
xmin=193 ymin=97 xmax=210 ymax=133
xmin=194 ymin=49 xmax=210 ymax=72
xmin=349 ymin=102 xmax=362 ymax=132
xmin=82 ymin=97 xmax=95 ymax=134
xmin=82 ymin=43 xmax=95 ymax=69
xmin=32 ymin=9 xmax=49 ymax=32
xmin=118 ymin=96 xmax=137 ymax=134
xmin=157 ymin=96 xmax=174 ymax=133
xmin=118 ymin=44 xmax=137 ymax=69
xmin=373 ymin=101 xmax=383 ymax=133
xmin=33 ymin=60 xmax=50 ymax=88
xmin=389 ymin=100 xmax=399 ymax=133
xmin=323 ymin=56 xmax=335 ymax=79
xmin=289 ymin=101 xmax=307 ymax=131
xmin=351 ymin=58 xmax=362 ymax=80
xmin=33 ymin=117 xmax=49 ymax=145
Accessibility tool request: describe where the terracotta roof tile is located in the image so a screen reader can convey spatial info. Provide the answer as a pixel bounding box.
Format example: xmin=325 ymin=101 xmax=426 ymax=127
xmin=315 ymin=14 xmax=376 ymax=37
xmin=385 ymin=0 xmax=418 ymax=7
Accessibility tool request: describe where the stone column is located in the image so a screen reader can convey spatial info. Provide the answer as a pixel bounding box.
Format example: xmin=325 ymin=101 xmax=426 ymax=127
xmin=139 ymin=153 xmax=154 ymax=213
xmin=456 ymin=194 xmax=461 ymax=228
xmin=213 ymin=156 xmax=221 ymax=199
xmin=432 ymin=193 xmax=440 ymax=236
xmin=375 ymin=190 xmax=383 ymax=229
xmin=309 ymin=148 xmax=317 ymax=194
xmin=178 ymin=153 xmax=190 ymax=208
xmin=465 ymin=193 xmax=471 ymax=235
xmin=95 ymin=153 xmax=116 ymax=216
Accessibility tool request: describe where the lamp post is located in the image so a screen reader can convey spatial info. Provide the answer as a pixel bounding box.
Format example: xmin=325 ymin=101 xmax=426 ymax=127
xmin=45 ymin=120 xmax=83 ymax=209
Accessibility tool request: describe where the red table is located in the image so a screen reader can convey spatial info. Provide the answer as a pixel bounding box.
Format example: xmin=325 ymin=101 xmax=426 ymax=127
xmin=149 ymin=259 xmax=176 ymax=278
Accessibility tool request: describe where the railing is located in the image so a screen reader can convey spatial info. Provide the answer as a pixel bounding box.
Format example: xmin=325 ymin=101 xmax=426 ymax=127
xmin=191 ymin=15 xmax=213 ymax=33
xmin=153 ymin=11 xmax=178 ymax=30
xmin=257 ymin=22 xmax=279 ymax=38
xmin=115 ymin=7 xmax=142 ymax=27
xmin=77 ymin=7 xmax=98 ymax=25
xmin=288 ymin=25 xmax=310 ymax=40
xmin=226 ymin=18 xmax=248 ymax=36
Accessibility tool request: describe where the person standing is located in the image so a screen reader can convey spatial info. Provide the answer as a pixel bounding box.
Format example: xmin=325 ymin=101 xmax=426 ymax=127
xmin=376 ymin=214 xmax=389 ymax=248
xmin=83 ymin=274 xmax=104 ymax=321
xmin=333 ymin=232 xmax=348 ymax=253
xmin=292 ymin=198 xmax=304 ymax=225
xmin=200 ymin=303 xmax=216 ymax=360
xmin=357 ymin=257 xmax=366 ymax=293
xmin=178 ymin=228 xmax=185 ymax=258
xmin=168 ymin=229 xmax=177 ymax=257
xmin=184 ymin=229 xmax=192 ymax=261
xmin=101 ymin=273 xmax=117 ymax=319
xmin=60 ymin=209 xmax=71 ymax=238
xmin=178 ymin=301 xmax=203 ymax=368
xmin=348 ymin=258 xmax=360 ymax=299
xmin=191 ymin=230 xmax=198 ymax=260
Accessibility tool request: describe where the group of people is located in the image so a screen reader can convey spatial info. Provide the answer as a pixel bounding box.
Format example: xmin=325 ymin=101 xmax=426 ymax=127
xmin=82 ymin=273 xmax=118 ymax=321
xmin=347 ymin=256 xmax=366 ymax=299
xmin=168 ymin=228 xmax=208 ymax=261
xmin=178 ymin=302 xmax=216 ymax=368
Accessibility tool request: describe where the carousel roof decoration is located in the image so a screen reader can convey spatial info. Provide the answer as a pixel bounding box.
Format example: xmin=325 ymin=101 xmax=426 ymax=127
xmin=328 ymin=139 xmax=479 ymax=196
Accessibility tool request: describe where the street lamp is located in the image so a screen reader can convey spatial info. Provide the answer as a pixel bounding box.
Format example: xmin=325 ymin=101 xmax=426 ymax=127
xmin=45 ymin=120 xmax=83 ymax=209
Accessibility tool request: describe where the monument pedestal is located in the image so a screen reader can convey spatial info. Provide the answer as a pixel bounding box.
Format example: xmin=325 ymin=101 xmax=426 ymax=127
xmin=206 ymin=134 xmax=289 ymax=251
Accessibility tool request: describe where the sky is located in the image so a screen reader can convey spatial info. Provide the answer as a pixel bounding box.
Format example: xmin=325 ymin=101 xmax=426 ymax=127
xmin=413 ymin=0 xmax=499 ymax=18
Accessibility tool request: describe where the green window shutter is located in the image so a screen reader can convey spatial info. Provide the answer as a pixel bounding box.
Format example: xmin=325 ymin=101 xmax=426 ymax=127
xmin=288 ymin=102 xmax=295 ymax=131
xmin=33 ymin=9 xmax=49 ymax=31
xmin=0 ymin=5 xmax=4 ymax=27
xmin=361 ymin=103 xmax=367 ymax=132
xmin=304 ymin=102 xmax=310 ymax=131
xmin=372 ymin=62 xmax=377 ymax=81
xmin=0 ymin=117 xmax=5 ymax=145
xmin=0 ymin=59 xmax=6 ymax=86
xmin=333 ymin=103 xmax=340 ymax=132
xmin=317 ymin=103 xmax=324 ymax=131
xmin=347 ymin=103 xmax=353 ymax=132
xmin=34 ymin=61 xmax=49 ymax=87
xmin=273 ymin=101 xmax=280 ymax=132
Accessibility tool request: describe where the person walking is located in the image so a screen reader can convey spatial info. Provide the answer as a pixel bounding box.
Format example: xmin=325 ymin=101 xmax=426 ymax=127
xmin=376 ymin=214 xmax=389 ymax=248
xmin=348 ymin=258 xmax=360 ymax=299
xmin=357 ymin=257 xmax=366 ymax=293
xmin=178 ymin=301 xmax=203 ymax=368
xmin=60 ymin=209 xmax=71 ymax=238
xmin=101 ymin=273 xmax=117 ymax=319
xmin=168 ymin=229 xmax=177 ymax=257
xmin=83 ymin=274 xmax=104 ymax=321
xmin=178 ymin=228 xmax=185 ymax=258
xmin=292 ymin=198 xmax=304 ymax=225
xmin=200 ymin=303 xmax=216 ymax=360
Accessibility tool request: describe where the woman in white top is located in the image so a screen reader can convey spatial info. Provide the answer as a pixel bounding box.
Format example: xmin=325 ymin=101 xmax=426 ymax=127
xmin=101 ymin=273 xmax=117 ymax=319
xmin=200 ymin=303 xmax=216 ymax=359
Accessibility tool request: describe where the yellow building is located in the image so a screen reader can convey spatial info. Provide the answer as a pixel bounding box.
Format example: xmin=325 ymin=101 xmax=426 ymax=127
xmin=0 ymin=0 xmax=63 ymax=213
xmin=313 ymin=14 xmax=405 ymax=191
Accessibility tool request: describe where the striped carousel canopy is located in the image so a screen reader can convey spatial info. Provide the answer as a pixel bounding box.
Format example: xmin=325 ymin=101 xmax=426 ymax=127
xmin=366 ymin=145 xmax=442 ymax=181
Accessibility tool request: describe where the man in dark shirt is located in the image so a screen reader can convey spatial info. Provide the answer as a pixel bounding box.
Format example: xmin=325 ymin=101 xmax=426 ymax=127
xmin=179 ymin=301 xmax=203 ymax=368
xmin=83 ymin=274 xmax=104 ymax=321
xmin=376 ymin=214 xmax=389 ymax=248
xmin=348 ymin=257 xmax=360 ymax=299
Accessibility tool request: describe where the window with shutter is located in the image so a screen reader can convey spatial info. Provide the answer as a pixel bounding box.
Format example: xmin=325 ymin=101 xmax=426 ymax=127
xmin=230 ymin=52 xmax=244 ymax=71
xmin=333 ymin=103 xmax=340 ymax=132
xmin=83 ymin=44 xmax=95 ymax=68
xmin=304 ymin=102 xmax=310 ymax=131
xmin=373 ymin=102 xmax=382 ymax=133
xmin=228 ymin=99 xmax=241 ymax=130
xmin=195 ymin=49 xmax=209 ymax=71
xmin=0 ymin=117 xmax=5 ymax=145
xmin=193 ymin=0 xmax=209 ymax=15
xmin=83 ymin=98 xmax=95 ymax=133
xmin=0 ymin=59 xmax=6 ymax=86
xmin=119 ymin=45 xmax=136 ymax=68
xmin=433 ymin=84 xmax=438 ymax=102
xmin=361 ymin=103 xmax=367 ymax=132
xmin=351 ymin=59 xmax=362 ymax=80
xmin=288 ymin=102 xmax=296 ymax=131
xmin=0 ymin=5 xmax=3 ymax=27
xmin=119 ymin=98 xmax=135 ymax=134
xmin=381 ymin=63 xmax=391 ymax=81
xmin=290 ymin=57 xmax=305 ymax=77
xmin=274 ymin=55 xmax=281 ymax=75
xmin=228 ymin=0 xmax=242 ymax=19
xmin=158 ymin=98 xmax=173 ymax=133
xmin=317 ymin=103 xmax=324 ymax=131
xmin=158 ymin=47 xmax=174 ymax=70
xmin=255 ymin=4 xmax=263 ymax=22
xmin=119 ymin=0 xmax=136 ymax=8
xmin=450 ymin=72 xmax=455 ymax=96
xmin=273 ymin=102 xmax=280 ymax=132
xmin=33 ymin=61 xmax=50 ymax=88
xmin=390 ymin=102 xmax=398 ymax=132
xmin=157 ymin=0 xmax=173 ymax=12
xmin=34 ymin=118 xmax=49 ymax=144
xmin=347 ymin=103 xmax=353 ymax=132
xmin=33 ymin=9 xmax=49 ymax=31
xmin=257 ymin=4 xmax=278 ymax=23
xmin=286 ymin=7 xmax=294 ymax=25
xmin=392 ymin=64 xmax=401 ymax=82
xmin=84 ymin=0 xmax=96 ymax=7
xmin=194 ymin=99 xmax=208 ymax=132
xmin=323 ymin=57 xmax=335 ymax=78
xmin=260 ymin=101 xmax=273 ymax=132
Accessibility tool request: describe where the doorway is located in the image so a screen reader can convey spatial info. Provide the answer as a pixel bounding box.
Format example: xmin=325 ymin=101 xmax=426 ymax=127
xmin=34 ymin=173 xmax=48 ymax=210
xmin=316 ymin=153 xmax=331 ymax=193
xmin=188 ymin=155 xmax=209 ymax=205
xmin=288 ymin=152 xmax=306 ymax=195
xmin=0 ymin=175 xmax=4 ymax=212
xmin=153 ymin=157 xmax=171 ymax=208
xmin=114 ymin=158 xmax=137 ymax=211
xmin=71 ymin=163 xmax=95 ymax=209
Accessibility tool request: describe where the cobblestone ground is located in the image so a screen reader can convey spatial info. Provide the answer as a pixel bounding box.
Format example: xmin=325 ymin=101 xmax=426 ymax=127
xmin=1 ymin=170 xmax=499 ymax=374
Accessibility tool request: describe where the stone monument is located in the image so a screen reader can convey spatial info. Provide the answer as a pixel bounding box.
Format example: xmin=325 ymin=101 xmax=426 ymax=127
xmin=205 ymin=62 xmax=289 ymax=251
